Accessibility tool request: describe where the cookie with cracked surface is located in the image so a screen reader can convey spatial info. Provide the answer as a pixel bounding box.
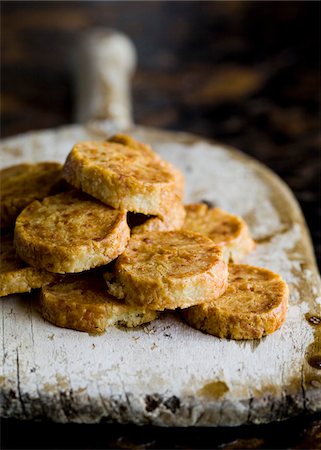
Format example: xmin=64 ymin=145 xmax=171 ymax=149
xmin=183 ymin=203 xmax=255 ymax=262
xmin=62 ymin=136 xmax=184 ymax=218
xmin=14 ymin=191 xmax=130 ymax=274
xmin=0 ymin=232 xmax=55 ymax=297
xmin=0 ymin=162 xmax=63 ymax=229
xmin=182 ymin=264 xmax=289 ymax=340
xmin=40 ymin=273 xmax=158 ymax=334
xmin=105 ymin=230 xmax=228 ymax=311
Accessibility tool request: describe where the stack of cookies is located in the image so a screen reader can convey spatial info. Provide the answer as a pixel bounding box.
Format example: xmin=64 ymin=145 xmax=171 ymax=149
xmin=0 ymin=135 xmax=289 ymax=340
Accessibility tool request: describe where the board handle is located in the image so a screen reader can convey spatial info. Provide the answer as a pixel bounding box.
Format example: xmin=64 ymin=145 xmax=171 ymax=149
xmin=74 ymin=29 xmax=137 ymax=127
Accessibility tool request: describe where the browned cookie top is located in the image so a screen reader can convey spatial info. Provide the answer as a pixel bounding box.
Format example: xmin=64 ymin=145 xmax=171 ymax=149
xmin=1 ymin=162 xmax=63 ymax=229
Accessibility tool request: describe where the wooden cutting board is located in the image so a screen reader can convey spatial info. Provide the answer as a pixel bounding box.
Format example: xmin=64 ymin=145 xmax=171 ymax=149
xmin=1 ymin=31 xmax=320 ymax=426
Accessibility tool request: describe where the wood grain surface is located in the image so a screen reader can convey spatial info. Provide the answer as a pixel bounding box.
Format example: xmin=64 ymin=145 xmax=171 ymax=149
xmin=1 ymin=1 xmax=320 ymax=449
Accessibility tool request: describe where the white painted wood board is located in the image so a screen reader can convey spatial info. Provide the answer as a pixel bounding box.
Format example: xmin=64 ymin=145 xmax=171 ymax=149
xmin=1 ymin=120 xmax=320 ymax=425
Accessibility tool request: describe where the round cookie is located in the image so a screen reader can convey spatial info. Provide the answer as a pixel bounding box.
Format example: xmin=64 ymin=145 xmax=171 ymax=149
xmin=40 ymin=273 xmax=158 ymax=334
xmin=182 ymin=264 xmax=289 ymax=340
xmin=0 ymin=232 xmax=55 ymax=297
xmin=105 ymin=230 xmax=228 ymax=311
xmin=62 ymin=136 xmax=184 ymax=218
xmin=1 ymin=162 xmax=63 ymax=229
xmin=14 ymin=191 xmax=130 ymax=274
xmin=108 ymin=134 xmax=185 ymax=198
xmin=183 ymin=203 xmax=255 ymax=262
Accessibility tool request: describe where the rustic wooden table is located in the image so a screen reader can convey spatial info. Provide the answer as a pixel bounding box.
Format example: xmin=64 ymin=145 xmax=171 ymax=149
xmin=1 ymin=2 xmax=320 ymax=449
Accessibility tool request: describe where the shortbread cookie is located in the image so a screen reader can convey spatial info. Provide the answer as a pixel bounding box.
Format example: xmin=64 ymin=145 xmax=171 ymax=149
xmin=40 ymin=273 xmax=158 ymax=334
xmin=183 ymin=203 xmax=255 ymax=262
xmin=62 ymin=136 xmax=184 ymax=218
xmin=130 ymin=200 xmax=186 ymax=234
xmin=0 ymin=232 xmax=55 ymax=297
xmin=182 ymin=264 xmax=289 ymax=340
xmin=107 ymin=134 xmax=185 ymax=197
xmin=110 ymin=134 xmax=185 ymax=203
xmin=14 ymin=191 xmax=130 ymax=274
xmin=0 ymin=162 xmax=63 ymax=229
xmin=105 ymin=230 xmax=228 ymax=311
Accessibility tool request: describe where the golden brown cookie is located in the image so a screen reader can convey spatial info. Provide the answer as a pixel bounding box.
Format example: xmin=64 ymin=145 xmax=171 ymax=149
xmin=0 ymin=232 xmax=55 ymax=297
xmin=107 ymin=134 xmax=185 ymax=197
xmin=183 ymin=203 xmax=255 ymax=262
xmin=62 ymin=136 xmax=184 ymax=218
xmin=40 ymin=273 xmax=158 ymax=334
xmin=0 ymin=162 xmax=63 ymax=229
xmin=14 ymin=191 xmax=130 ymax=274
xmin=105 ymin=230 xmax=228 ymax=311
xmin=182 ymin=264 xmax=289 ymax=340
xmin=130 ymin=199 xmax=186 ymax=234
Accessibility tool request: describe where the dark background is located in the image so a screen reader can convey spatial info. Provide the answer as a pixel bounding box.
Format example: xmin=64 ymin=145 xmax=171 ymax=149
xmin=1 ymin=1 xmax=320 ymax=449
